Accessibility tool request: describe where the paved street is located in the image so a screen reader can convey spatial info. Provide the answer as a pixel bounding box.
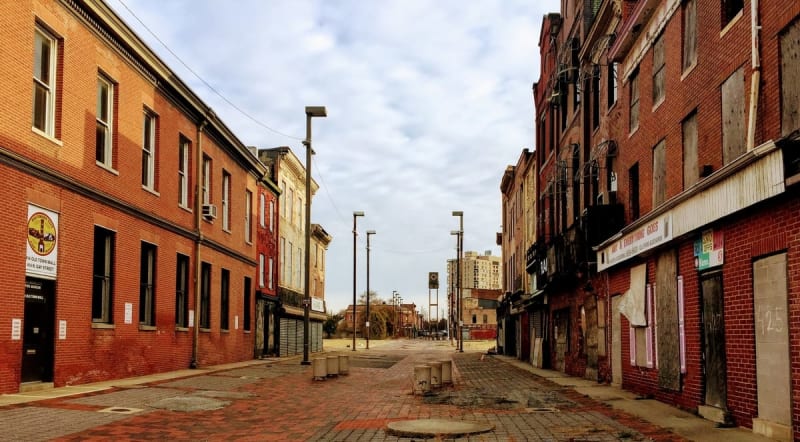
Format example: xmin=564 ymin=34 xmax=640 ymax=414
xmin=0 ymin=339 xmax=763 ymax=441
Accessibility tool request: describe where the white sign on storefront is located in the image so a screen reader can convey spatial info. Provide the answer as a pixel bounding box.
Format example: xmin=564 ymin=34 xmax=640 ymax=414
xmin=597 ymin=214 xmax=673 ymax=271
xmin=25 ymin=204 xmax=59 ymax=279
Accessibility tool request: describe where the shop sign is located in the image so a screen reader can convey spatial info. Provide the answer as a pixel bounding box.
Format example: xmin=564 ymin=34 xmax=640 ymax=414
xmin=694 ymin=229 xmax=724 ymax=270
xmin=311 ymin=297 xmax=324 ymax=312
xmin=597 ymin=214 xmax=672 ymax=271
xmin=26 ymin=204 xmax=59 ymax=279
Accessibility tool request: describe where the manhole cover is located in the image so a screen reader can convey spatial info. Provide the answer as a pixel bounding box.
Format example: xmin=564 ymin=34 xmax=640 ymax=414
xmin=98 ymin=407 xmax=143 ymax=414
xmin=386 ymin=419 xmax=494 ymax=438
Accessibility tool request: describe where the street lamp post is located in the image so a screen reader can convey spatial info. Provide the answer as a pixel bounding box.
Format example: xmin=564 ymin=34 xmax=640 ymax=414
xmin=302 ymin=106 xmax=326 ymax=366
xmin=352 ymin=211 xmax=364 ymax=351
xmin=366 ymin=230 xmax=376 ymax=349
xmin=452 ymin=210 xmax=464 ymax=353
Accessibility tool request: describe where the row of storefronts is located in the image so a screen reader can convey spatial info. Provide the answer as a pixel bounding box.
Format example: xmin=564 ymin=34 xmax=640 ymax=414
xmin=499 ymin=1 xmax=800 ymax=440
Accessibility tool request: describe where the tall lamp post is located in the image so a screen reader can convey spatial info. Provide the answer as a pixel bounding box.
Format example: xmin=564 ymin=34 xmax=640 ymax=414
xmin=365 ymin=230 xmax=376 ymax=349
xmin=452 ymin=210 xmax=464 ymax=352
xmin=352 ymin=211 xmax=365 ymax=351
xmin=302 ymin=106 xmax=326 ymax=366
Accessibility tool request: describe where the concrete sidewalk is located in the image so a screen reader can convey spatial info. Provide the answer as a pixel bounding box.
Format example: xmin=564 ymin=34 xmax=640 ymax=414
xmin=495 ymin=355 xmax=775 ymax=442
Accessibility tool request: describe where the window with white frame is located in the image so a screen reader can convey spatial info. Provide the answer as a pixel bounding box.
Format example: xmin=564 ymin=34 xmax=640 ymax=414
xmin=280 ymin=237 xmax=286 ymax=282
xmin=178 ymin=136 xmax=190 ymax=207
xmin=268 ymin=257 xmax=274 ymax=289
xmin=280 ymin=181 xmax=287 ymax=217
xmin=33 ymin=25 xmax=58 ymax=137
xmin=142 ymin=110 xmax=157 ymax=189
xmin=245 ymin=189 xmax=252 ymax=242
xmin=96 ymin=74 xmax=114 ymax=167
xmin=222 ymin=171 xmax=231 ymax=230
xmin=259 ymin=193 xmax=266 ymax=227
xmin=608 ymin=62 xmax=618 ymax=108
xmin=259 ymin=253 xmax=265 ymax=288
xmin=269 ymin=201 xmax=274 ymax=232
xmin=202 ymin=156 xmax=211 ymax=205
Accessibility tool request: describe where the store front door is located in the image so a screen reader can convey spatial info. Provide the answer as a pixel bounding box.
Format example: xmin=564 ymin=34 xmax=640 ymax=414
xmin=21 ymin=278 xmax=55 ymax=383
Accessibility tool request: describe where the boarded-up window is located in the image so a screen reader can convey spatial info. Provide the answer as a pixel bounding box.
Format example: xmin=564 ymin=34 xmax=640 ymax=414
xmin=683 ymin=111 xmax=699 ymax=188
xmin=721 ymin=67 xmax=745 ymax=165
xmin=653 ymin=34 xmax=665 ymax=105
xmin=630 ymin=68 xmax=640 ymax=132
xmin=781 ymin=18 xmax=800 ymax=136
xmin=683 ymin=0 xmax=697 ymax=71
xmin=652 ymin=140 xmax=666 ymax=206
xmin=629 ymin=162 xmax=640 ymax=220
xmin=656 ymin=249 xmax=680 ymax=390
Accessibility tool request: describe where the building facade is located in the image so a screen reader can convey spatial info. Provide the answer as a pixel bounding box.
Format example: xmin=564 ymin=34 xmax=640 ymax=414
xmin=257 ymin=147 xmax=326 ymax=356
xmin=0 ymin=0 xmax=269 ymax=393
xmin=528 ymin=0 xmax=800 ymax=439
xmin=447 ymin=250 xmax=502 ymax=342
xmin=254 ymin=164 xmax=280 ymax=357
xmin=497 ymin=149 xmax=539 ymax=361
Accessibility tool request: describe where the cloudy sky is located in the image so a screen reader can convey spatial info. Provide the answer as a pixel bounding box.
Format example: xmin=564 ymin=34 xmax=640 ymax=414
xmin=110 ymin=0 xmax=558 ymax=317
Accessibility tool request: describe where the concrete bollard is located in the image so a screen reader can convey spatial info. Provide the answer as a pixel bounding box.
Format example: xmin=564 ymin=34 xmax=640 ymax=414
xmin=338 ymin=354 xmax=349 ymax=375
xmin=439 ymin=359 xmax=452 ymax=385
xmin=429 ymin=362 xmax=442 ymax=388
xmin=413 ymin=365 xmax=431 ymax=395
xmin=312 ymin=357 xmax=327 ymax=381
xmin=326 ymin=355 xmax=340 ymax=377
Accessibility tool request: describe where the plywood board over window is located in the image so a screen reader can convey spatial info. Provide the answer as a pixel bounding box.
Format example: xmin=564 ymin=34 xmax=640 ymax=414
xmin=652 ymin=140 xmax=666 ymax=206
xmin=682 ymin=112 xmax=699 ymax=189
xmin=781 ymin=18 xmax=800 ymax=136
xmin=656 ymin=249 xmax=680 ymax=390
xmin=721 ymin=67 xmax=746 ymax=165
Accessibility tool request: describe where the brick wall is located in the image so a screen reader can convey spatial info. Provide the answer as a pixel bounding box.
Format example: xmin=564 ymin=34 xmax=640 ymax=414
xmin=0 ymin=0 xmax=264 ymax=393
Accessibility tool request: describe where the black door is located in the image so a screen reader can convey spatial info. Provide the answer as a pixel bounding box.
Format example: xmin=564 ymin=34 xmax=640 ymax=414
xmin=21 ymin=278 xmax=55 ymax=383
xmin=701 ymin=272 xmax=727 ymax=409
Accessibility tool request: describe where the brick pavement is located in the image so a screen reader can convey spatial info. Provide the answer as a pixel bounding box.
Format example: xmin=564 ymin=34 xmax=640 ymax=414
xmin=0 ymin=341 xmax=686 ymax=441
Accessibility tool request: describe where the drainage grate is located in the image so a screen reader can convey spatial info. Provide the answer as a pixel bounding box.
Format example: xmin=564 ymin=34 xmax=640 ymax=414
xmin=98 ymin=406 xmax=143 ymax=414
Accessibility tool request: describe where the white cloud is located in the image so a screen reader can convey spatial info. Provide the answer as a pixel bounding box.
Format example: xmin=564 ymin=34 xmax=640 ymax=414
xmin=113 ymin=0 xmax=559 ymax=314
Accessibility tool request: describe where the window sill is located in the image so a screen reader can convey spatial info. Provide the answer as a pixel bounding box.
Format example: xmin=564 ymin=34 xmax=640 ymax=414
xmin=31 ymin=127 xmax=63 ymax=147
xmin=95 ymin=161 xmax=119 ymax=175
xmin=606 ymin=101 xmax=618 ymax=115
xmin=175 ymin=326 xmax=189 ymax=332
xmin=681 ymin=62 xmax=697 ymax=81
xmin=139 ymin=324 xmax=156 ymax=331
xmin=221 ymin=329 xmax=229 ymax=334
xmin=720 ymin=10 xmax=743 ymax=38
xmin=223 ymin=227 xmax=231 ymax=234
xmin=142 ymin=185 xmax=160 ymax=197
xmin=200 ymin=328 xmax=211 ymax=333
xmin=652 ymin=97 xmax=665 ymax=112
xmin=91 ymin=322 xmax=115 ymax=329
xmin=243 ymin=330 xmax=251 ymax=334
xmin=179 ymin=204 xmax=192 ymax=213
xmin=629 ymin=126 xmax=639 ymax=138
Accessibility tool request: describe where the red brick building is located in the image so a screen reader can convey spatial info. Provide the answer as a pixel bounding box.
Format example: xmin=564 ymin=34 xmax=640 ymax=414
xmin=0 ymin=0 xmax=270 ymax=393
xmin=531 ymin=0 xmax=800 ymax=438
xmin=254 ymin=167 xmax=280 ymax=357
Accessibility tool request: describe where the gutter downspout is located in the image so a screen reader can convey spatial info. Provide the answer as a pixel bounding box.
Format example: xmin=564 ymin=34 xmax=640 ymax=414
xmin=190 ymin=116 xmax=209 ymax=369
xmin=747 ymin=0 xmax=761 ymax=151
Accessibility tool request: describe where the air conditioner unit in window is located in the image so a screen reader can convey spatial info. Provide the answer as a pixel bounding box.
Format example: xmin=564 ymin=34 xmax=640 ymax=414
xmin=202 ymin=203 xmax=217 ymax=219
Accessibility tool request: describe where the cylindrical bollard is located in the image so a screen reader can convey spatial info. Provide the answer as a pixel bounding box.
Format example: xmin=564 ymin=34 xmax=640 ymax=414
xmin=413 ymin=365 xmax=431 ymax=395
xmin=429 ymin=362 xmax=442 ymax=388
xmin=338 ymin=354 xmax=349 ymax=375
xmin=312 ymin=357 xmax=327 ymax=381
xmin=439 ymin=359 xmax=452 ymax=385
xmin=326 ymin=355 xmax=340 ymax=377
